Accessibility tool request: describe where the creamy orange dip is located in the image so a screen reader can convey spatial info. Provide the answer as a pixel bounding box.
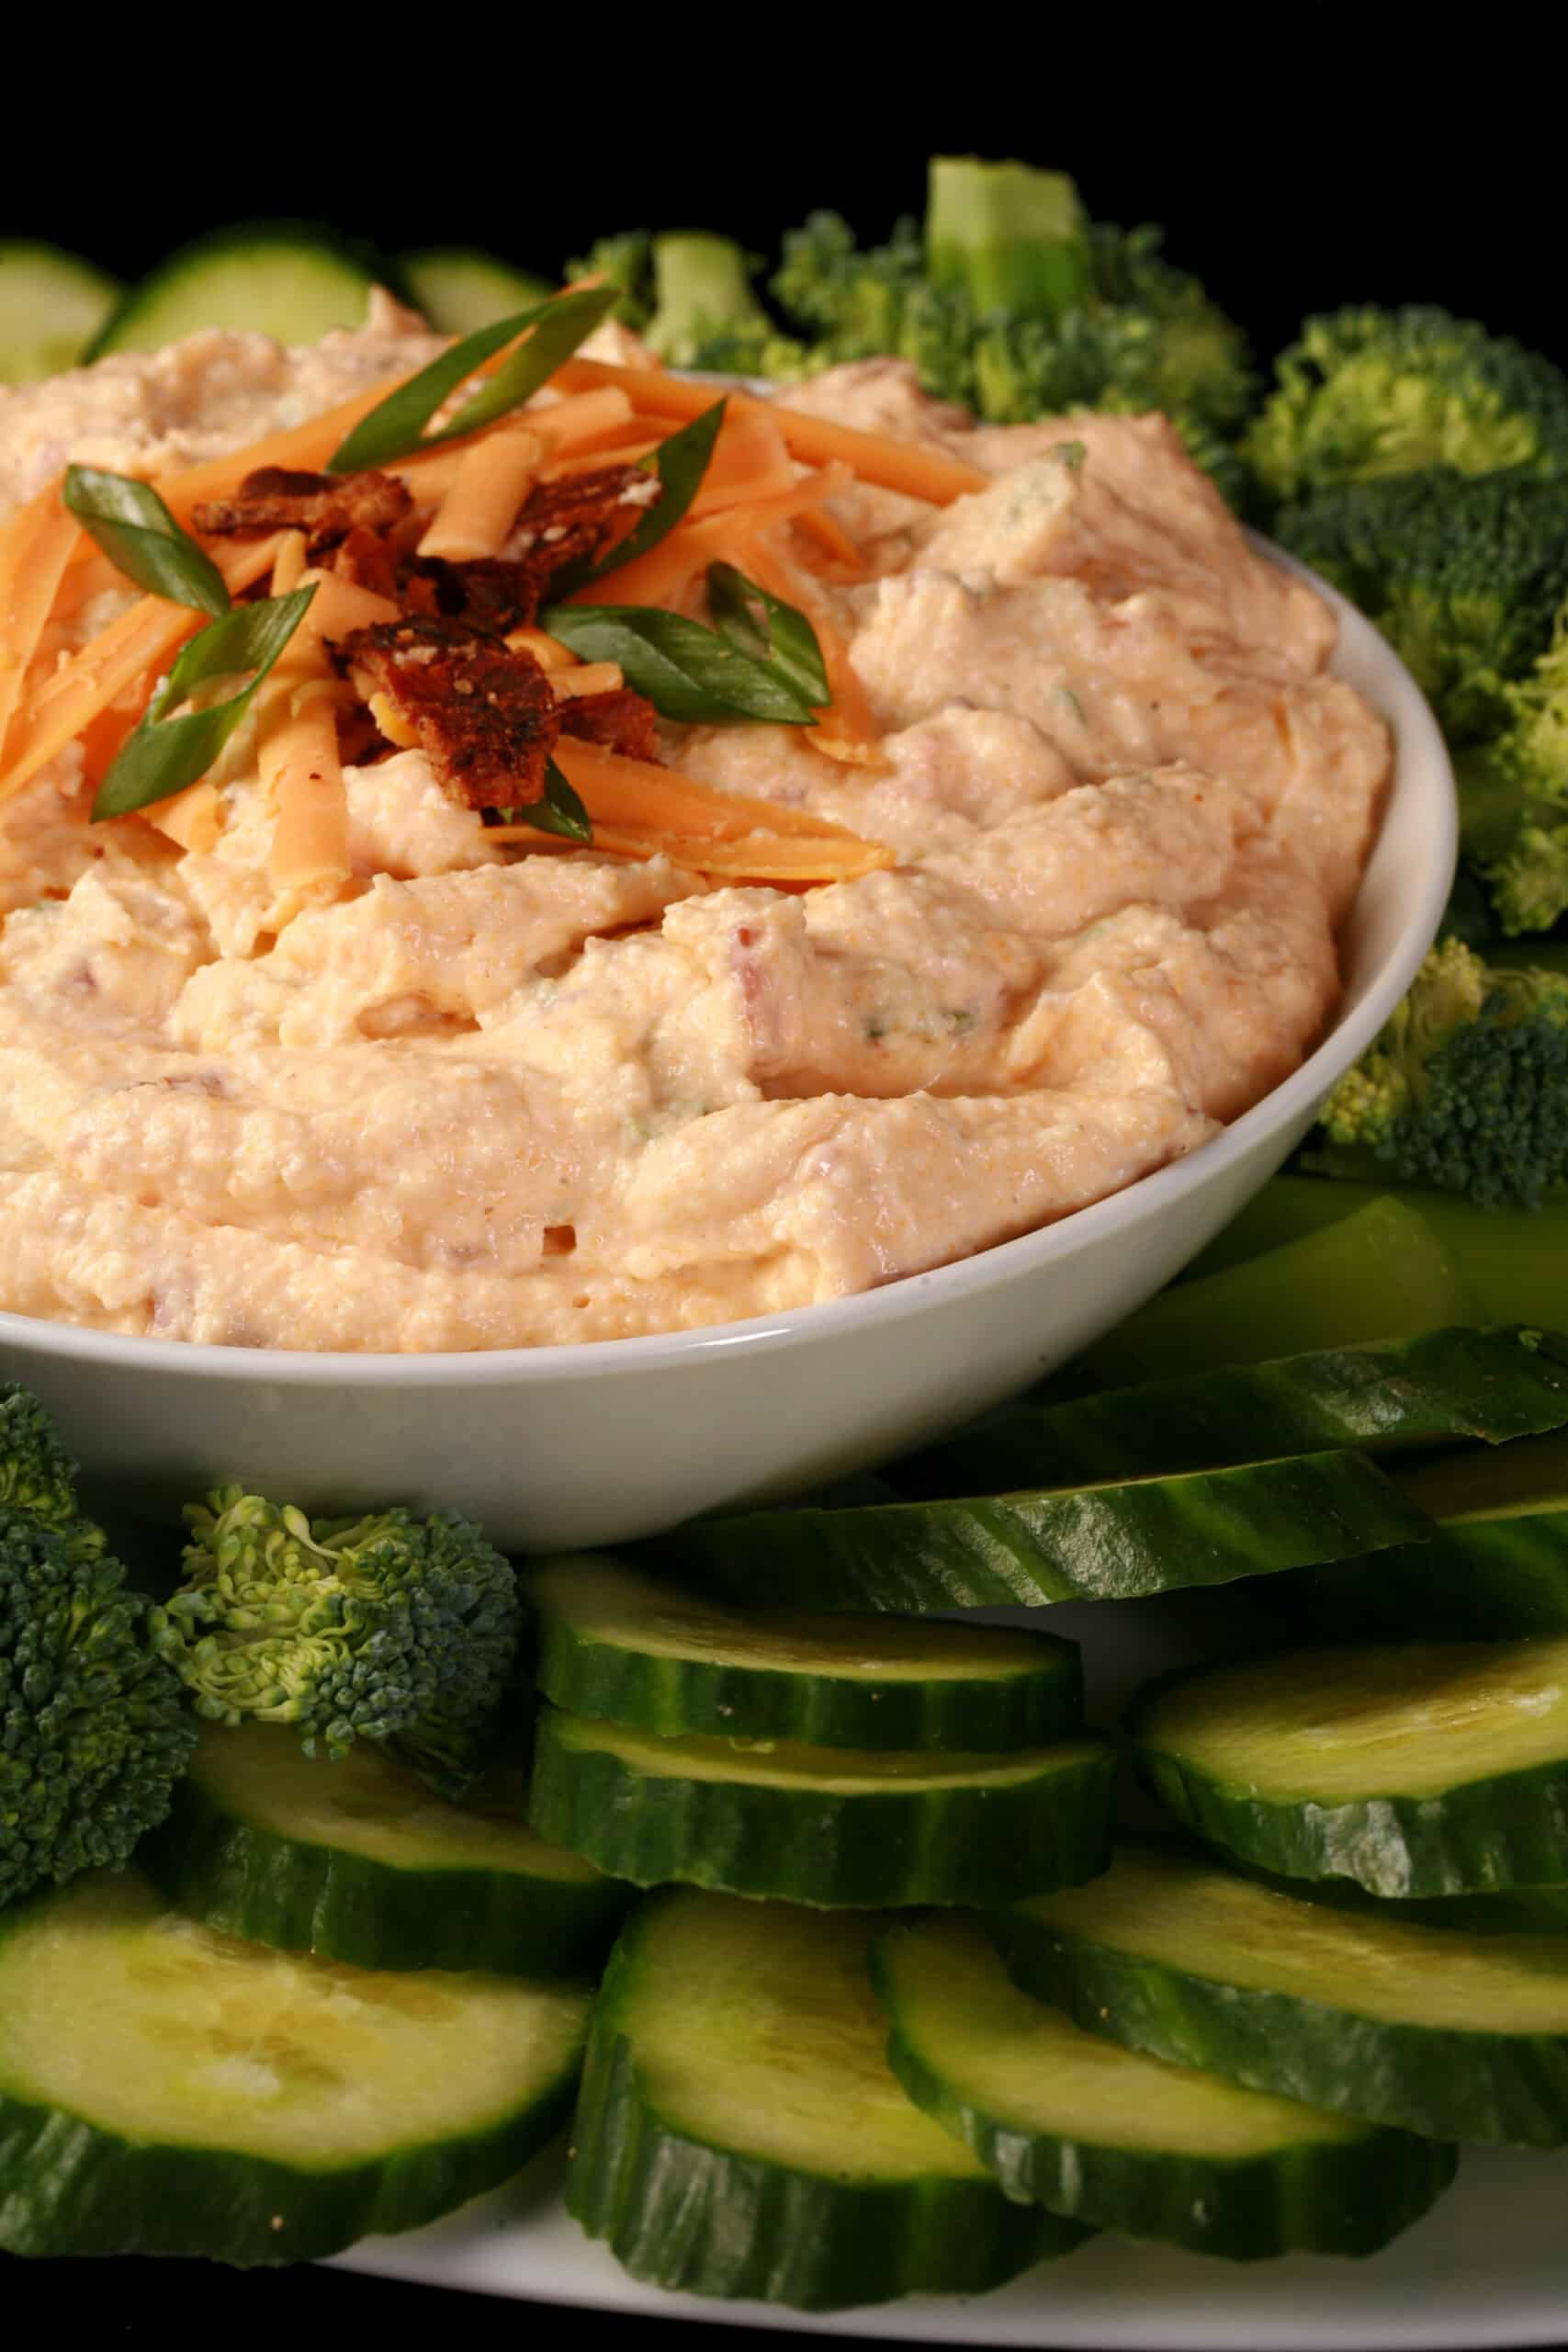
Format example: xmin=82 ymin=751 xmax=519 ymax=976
xmin=0 ymin=323 xmax=1389 ymax=1351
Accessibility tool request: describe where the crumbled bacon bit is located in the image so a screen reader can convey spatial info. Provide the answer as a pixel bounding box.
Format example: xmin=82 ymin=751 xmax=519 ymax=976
xmin=423 ymin=557 xmax=544 ymax=638
xmin=557 ymin=687 xmax=660 ymax=763
xmin=336 ymin=524 xmax=423 ymax=605
xmin=193 ymin=467 xmax=412 ymax=548
xmin=507 ymin=463 xmax=657 ymax=578
xmin=341 ymin=616 xmax=560 ymax=809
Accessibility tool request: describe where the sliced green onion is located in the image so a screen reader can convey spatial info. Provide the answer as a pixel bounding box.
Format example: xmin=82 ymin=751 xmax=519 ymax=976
xmin=706 ymin=561 xmax=829 ymax=708
xmin=63 ymin=465 xmax=230 ymax=616
xmin=92 ymin=588 xmax=316 ymax=821
xmin=554 ymin=401 xmax=727 ymax=597
xmin=539 ymin=604 xmax=819 ymax=725
xmin=327 ymin=286 xmax=619 ymax=475
xmin=494 ymin=762 xmax=593 ymax=844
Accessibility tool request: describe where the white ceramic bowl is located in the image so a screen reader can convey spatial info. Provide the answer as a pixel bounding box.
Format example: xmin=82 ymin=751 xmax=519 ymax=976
xmin=0 ymin=567 xmax=1455 ymax=1550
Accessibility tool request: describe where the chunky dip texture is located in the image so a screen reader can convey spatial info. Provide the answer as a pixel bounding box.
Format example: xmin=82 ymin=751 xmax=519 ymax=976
xmin=0 ymin=321 xmax=1389 ymax=1351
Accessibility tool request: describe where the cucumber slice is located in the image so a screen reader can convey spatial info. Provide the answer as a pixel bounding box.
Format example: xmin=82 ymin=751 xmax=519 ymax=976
xmin=141 ymin=1722 xmax=633 ymax=1975
xmin=897 ymin=1326 xmax=1568 ymax=1495
xmin=1229 ymin=1858 xmax=1568 ymax=1938
xmin=400 ymin=248 xmax=553 ymax=334
xmin=1293 ymin=1428 xmax=1568 ymax=1638
xmin=1072 ymin=1195 xmax=1480 ymax=1394
xmin=993 ymin=1843 xmax=1568 ymax=2145
xmin=0 ymin=1870 xmax=589 ymax=2262
xmin=1190 ymin=1174 xmax=1568 ymax=1336
xmin=529 ymin=1705 xmax=1114 ymax=1907
xmin=0 ymin=242 xmax=122 ymax=381
xmin=654 ymin=1450 xmax=1434 ymax=1614
xmin=1132 ymin=1638 xmax=1568 ymax=1897
xmin=567 ymin=1889 xmax=1086 ymax=2307
xmin=526 ymin=1554 xmax=1082 ymax=1748
xmin=871 ymin=1914 xmax=1456 ymax=2259
xmin=87 ymin=226 xmax=378 ymax=357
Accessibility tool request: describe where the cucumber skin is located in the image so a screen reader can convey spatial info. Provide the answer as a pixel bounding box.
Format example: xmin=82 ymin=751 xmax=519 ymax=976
xmin=140 ymin=1771 xmax=634 ymax=1976
xmin=871 ymin=1949 xmax=1456 ymax=2260
xmin=530 ymin=1712 xmax=1116 ymax=1908
xmin=989 ymin=1907 xmax=1568 ymax=2148
xmin=898 ymin=1326 xmax=1568 ymax=1494
xmin=655 ymin=1452 xmax=1435 ymax=1614
xmin=566 ymin=1943 xmax=1080 ymax=2309
xmin=1134 ymin=1737 xmax=1568 ymax=1901
xmin=0 ymin=2054 xmax=578 ymax=2266
xmin=85 ymin=224 xmax=378 ymax=359
xmin=1291 ymin=1514 xmax=1568 ymax=1641
xmin=535 ymin=1615 xmax=1084 ymax=1752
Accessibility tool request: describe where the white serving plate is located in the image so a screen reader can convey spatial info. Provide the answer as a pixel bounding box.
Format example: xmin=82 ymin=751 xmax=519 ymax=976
xmin=334 ymin=1592 xmax=1568 ymax=2349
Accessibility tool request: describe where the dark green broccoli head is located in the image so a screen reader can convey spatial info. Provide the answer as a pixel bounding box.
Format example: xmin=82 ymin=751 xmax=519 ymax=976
xmin=1276 ymin=469 xmax=1568 ymax=743
xmin=683 ymin=198 xmax=1255 ymax=500
xmin=0 ymin=1383 xmax=84 ymax=1530
xmin=1 ymin=1506 xmax=197 ymax=1909
xmin=152 ymin=1491 xmax=524 ymax=1796
xmin=562 ymin=230 xmax=655 ymax=331
xmin=1084 ymin=223 xmax=1258 ymax=435
xmin=1484 ymin=815 xmax=1568 ymax=939
xmin=772 ymin=210 xmax=925 ymax=346
xmin=1451 ymin=603 xmax=1568 ymax=935
xmin=1317 ymin=937 xmax=1568 ymax=1205
xmin=1246 ymin=306 xmax=1568 ymax=509
xmin=762 ymin=212 xmax=979 ymax=407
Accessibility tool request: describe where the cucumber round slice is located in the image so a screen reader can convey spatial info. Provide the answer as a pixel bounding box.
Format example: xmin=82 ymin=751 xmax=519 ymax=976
xmin=898 ymin=1326 xmax=1568 ymax=1496
xmin=0 ymin=1871 xmax=589 ymax=2262
xmin=654 ymin=1451 xmax=1435 ymax=1613
xmin=1072 ymin=1195 xmax=1481 ymax=1394
xmin=87 ymin=226 xmax=377 ymax=357
xmin=0 ymin=242 xmax=122 ymax=381
xmin=871 ymin=1914 xmax=1456 ymax=2260
xmin=994 ymin=1843 xmax=1568 ymax=2146
xmin=1230 ymin=1857 xmax=1568 ymax=1937
xmin=526 ymin=1554 xmax=1082 ymax=1748
xmin=529 ymin=1706 xmax=1114 ymax=1907
xmin=1132 ymin=1638 xmax=1568 ymax=1897
xmin=1298 ymin=1428 xmax=1568 ymax=1639
xmin=400 ymin=248 xmax=553 ymax=334
xmin=141 ymin=1723 xmax=633 ymax=1975
xmin=567 ymin=1889 xmax=1086 ymax=2308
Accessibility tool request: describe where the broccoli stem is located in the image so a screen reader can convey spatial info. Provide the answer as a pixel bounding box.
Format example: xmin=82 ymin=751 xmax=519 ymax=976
xmin=924 ymin=157 xmax=1092 ymax=322
xmin=1188 ymin=1171 xmax=1568 ymax=1330
xmin=1066 ymin=1194 xmax=1481 ymax=1391
xmin=645 ymin=233 xmax=770 ymax=366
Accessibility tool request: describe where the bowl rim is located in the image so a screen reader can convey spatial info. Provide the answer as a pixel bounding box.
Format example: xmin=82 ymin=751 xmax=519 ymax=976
xmin=0 ymin=554 xmax=1457 ymax=1390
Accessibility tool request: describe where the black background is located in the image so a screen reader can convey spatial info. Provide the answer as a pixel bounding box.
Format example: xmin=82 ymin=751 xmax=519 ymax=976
xmin=5 ymin=32 xmax=1561 ymax=371
xmin=4 ymin=20 xmax=1562 ymax=2346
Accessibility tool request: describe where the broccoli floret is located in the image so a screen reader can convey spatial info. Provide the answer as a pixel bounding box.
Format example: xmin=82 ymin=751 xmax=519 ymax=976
xmin=2 ymin=1504 xmax=196 ymax=1909
xmin=1483 ymin=815 xmax=1568 ymax=939
xmin=1246 ymin=306 xmax=1568 ymax=509
xmin=1276 ymin=469 xmax=1568 ymax=743
xmin=757 ymin=211 xmax=971 ymax=401
xmin=1084 ymin=222 xmax=1258 ymax=435
xmin=1314 ymin=937 xmax=1568 ymax=1206
xmin=152 ymin=1490 xmax=523 ymax=1796
xmin=563 ymin=231 xmax=656 ymax=331
xmin=772 ymin=210 xmax=922 ymax=347
xmin=0 ymin=1381 xmax=84 ymax=1529
xmin=1451 ymin=603 xmax=1568 ymax=935
xmin=1495 ymin=600 xmax=1568 ymax=813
